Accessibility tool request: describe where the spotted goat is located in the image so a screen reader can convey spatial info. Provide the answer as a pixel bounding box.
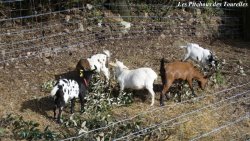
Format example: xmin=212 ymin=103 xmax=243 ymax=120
xmin=51 ymin=63 xmax=96 ymax=123
xmin=180 ymin=43 xmax=217 ymax=68
xmin=86 ymin=50 xmax=111 ymax=83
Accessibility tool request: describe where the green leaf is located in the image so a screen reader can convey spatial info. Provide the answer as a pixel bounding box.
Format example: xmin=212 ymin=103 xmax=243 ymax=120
xmin=0 ymin=128 xmax=5 ymax=136
xmin=33 ymin=122 xmax=40 ymax=127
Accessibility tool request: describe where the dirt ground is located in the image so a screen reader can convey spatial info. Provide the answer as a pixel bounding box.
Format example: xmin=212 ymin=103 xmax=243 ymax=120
xmin=0 ymin=34 xmax=249 ymax=140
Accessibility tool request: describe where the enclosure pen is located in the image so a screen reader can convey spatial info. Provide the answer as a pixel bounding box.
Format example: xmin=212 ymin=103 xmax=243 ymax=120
xmin=0 ymin=1 xmax=249 ymax=140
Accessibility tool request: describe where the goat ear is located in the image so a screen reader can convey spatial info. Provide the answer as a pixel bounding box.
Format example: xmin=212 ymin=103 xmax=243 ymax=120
xmin=123 ymin=65 xmax=129 ymax=69
xmin=109 ymin=62 xmax=116 ymax=67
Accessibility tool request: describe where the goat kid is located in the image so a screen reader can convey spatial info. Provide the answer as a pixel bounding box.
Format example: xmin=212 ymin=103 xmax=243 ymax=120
xmin=51 ymin=68 xmax=96 ymax=123
xmin=110 ymin=60 xmax=157 ymax=106
xmin=180 ymin=43 xmax=217 ymax=68
xmin=76 ymin=50 xmax=110 ymax=83
xmin=51 ymin=79 xmax=82 ymax=123
xmin=160 ymin=59 xmax=210 ymax=106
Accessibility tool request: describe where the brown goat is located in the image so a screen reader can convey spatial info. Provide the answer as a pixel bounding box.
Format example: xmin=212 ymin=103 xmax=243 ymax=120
xmin=76 ymin=58 xmax=92 ymax=72
xmin=160 ymin=58 xmax=210 ymax=106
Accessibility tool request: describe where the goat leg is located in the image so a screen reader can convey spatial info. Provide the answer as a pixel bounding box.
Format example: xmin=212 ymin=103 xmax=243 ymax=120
xmin=160 ymin=85 xmax=168 ymax=106
xmin=160 ymin=92 xmax=165 ymax=106
xmin=119 ymin=84 xmax=124 ymax=95
xmin=187 ymin=79 xmax=197 ymax=97
xmin=70 ymin=98 xmax=75 ymax=114
xmin=160 ymin=80 xmax=173 ymax=106
xmin=189 ymin=86 xmax=197 ymax=97
xmin=192 ymin=90 xmax=197 ymax=97
xmin=79 ymin=93 xmax=85 ymax=113
xmin=53 ymin=105 xmax=57 ymax=119
xmin=57 ymin=107 xmax=63 ymax=124
xmin=147 ymin=87 xmax=155 ymax=106
xmin=177 ymin=92 xmax=182 ymax=102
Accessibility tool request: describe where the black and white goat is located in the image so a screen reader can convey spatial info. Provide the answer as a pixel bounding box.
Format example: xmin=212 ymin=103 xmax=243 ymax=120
xmin=51 ymin=67 xmax=96 ymax=123
xmin=180 ymin=43 xmax=217 ymax=68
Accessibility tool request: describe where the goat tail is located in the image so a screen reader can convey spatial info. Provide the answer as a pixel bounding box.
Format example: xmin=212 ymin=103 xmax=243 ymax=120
xmin=160 ymin=58 xmax=165 ymax=70
xmin=179 ymin=45 xmax=187 ymax=49
xmin=103 ymin=50 xmax=110 ymax=68
xmin=103 ymin=50 xmax=111 ymax=58
xmin=51 ymin=85 xmax=59 ymax=97
xmin=160 ymin=58 xmax=167 ymax=85
xmin=160 ymin=58 xmax=166 ymax=74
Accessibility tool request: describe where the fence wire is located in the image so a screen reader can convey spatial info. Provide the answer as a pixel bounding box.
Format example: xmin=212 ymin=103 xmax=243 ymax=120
xmin=126 ymin=93 xmax=250 ymax=140
xmin=60 ymin=82 xmax=250 ymax=141
xmin=0 ymin=2 xmax=248 ymax=140
xmin=144 ymin=96 xmax=249 ymax=138
xmin=113 ymin=90 xmax=250 ymax=141
xmin=0 ymin=2 xmax=244 ymax=65
xmin=190 ymin=113 xmax=249 ymax=141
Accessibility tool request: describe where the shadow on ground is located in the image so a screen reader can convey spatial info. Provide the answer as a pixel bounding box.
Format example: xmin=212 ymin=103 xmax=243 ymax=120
xmin=20 ymin=96 xmax=54 ymax=119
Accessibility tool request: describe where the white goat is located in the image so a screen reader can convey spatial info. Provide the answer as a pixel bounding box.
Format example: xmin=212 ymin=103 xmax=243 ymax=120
xmin=110 ymin=60 xmax=157 ymax=106
xmin=180 ymin=43 xmax=217 ymax=68
xmin=87 ymin=50 xmax=111 ymax=82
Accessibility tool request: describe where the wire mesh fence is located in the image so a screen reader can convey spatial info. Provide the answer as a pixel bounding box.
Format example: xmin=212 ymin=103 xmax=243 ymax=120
xmin=0 ymin=1 xmax=249 ymax=140
xmin=0 ymin=0 xmax=245 ymax=65
xmin=58 ymin=82 xmax=250 ymax=141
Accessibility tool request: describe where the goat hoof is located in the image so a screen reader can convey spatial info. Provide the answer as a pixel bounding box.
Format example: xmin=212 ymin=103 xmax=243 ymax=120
xmin=160 ymin=103 xmax=165 ymax=107
xmin=191 ymin=93 xmax=197 ymax=97
xmin=57 ymin=119 xmax=63 ymax=124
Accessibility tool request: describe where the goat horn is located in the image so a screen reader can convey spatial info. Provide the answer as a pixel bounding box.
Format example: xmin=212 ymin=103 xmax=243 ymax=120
xmin=92 ymin=65 xmax=97 ymax=71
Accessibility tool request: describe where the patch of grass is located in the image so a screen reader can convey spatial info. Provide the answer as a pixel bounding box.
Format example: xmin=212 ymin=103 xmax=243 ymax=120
xmin=0 ymin=114 xmax=58 ymax=140
xmin=215 ymin=69 xmax=225 ymax=85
